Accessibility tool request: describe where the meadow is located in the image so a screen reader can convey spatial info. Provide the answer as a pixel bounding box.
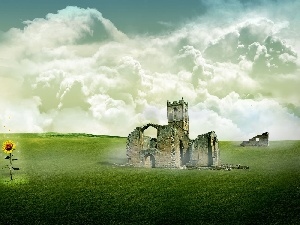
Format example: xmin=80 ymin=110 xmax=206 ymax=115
xmin=0 ymin=133 xmax=299 ymax=225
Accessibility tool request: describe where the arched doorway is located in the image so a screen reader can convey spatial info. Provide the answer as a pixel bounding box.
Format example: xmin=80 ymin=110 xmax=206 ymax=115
xmin=144 ymin=153 xmax=155 ymax=168
xmin=141 ymin=125 xmax=158 ymax=150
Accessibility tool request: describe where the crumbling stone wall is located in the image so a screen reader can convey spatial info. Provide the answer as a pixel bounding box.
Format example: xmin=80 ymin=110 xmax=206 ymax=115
xmin=190 ymin=131 xmax=219 ymax=167
xmin=240 ymin=132 xmax=269 ymax=147
xmin=127 ymin=124 xmax=182 ymax=168
xmin=126 ymin=127 xmax=143 ymax=166
xmin=126 ymin=99 xmax=220 ymax=168
xmin=156 ymin=125 xmax=180 ymax=168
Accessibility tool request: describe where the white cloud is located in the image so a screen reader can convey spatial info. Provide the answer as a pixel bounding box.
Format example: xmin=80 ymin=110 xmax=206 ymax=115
xmin=191 ymin=92 xmax=300 ymax=140
xmin=0 ymin=6 xmax=299 ymax=140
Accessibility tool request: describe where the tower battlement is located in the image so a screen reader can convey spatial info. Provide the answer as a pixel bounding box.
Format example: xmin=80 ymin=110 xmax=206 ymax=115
xmin=167 ymin=97 xmax=188 ymax=107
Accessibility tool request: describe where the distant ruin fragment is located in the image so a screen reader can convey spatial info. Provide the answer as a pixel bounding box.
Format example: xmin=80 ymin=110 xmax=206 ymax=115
xmin=126 ymin=98 xmax=220 ymax=168
xmin=240 ymin=132 xmax=269 ymax=147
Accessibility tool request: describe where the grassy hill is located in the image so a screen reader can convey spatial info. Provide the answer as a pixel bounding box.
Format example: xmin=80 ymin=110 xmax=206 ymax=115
xmin=0 ymin=133 xmax=299 ymax=224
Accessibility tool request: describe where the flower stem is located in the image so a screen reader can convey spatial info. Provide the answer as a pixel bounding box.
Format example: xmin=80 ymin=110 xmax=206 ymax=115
xmin=9 ymin=153 xmax=13 ymax=180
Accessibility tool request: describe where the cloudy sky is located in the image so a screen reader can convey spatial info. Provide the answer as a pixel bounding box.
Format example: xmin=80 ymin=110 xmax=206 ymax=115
xmin=0 ymin=0 xmax=299 ymax=140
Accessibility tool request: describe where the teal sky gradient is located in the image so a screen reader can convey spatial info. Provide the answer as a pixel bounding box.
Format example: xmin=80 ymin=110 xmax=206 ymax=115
xmin=1 ymin=0 xmax=287 ymax=34
xmin=1 ymin=0 xmax=207 ymax=34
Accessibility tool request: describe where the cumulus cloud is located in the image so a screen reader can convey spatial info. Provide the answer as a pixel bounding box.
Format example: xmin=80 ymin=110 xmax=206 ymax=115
xmin=0 ymin=4 xmax=299 ymax=140
xmin=204 ymin=17 xmax=298 ymax=76
xmin=191 ymin=92 xmax=300 ymax=140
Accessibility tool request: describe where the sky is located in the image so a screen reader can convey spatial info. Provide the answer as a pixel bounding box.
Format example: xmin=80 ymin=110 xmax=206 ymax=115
xmin=0 ymin=0 xmax=299 ymax=140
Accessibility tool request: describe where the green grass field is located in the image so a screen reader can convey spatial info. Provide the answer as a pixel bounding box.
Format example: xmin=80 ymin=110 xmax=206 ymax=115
xmin=0 ymin=133 xmax=299 ymax=225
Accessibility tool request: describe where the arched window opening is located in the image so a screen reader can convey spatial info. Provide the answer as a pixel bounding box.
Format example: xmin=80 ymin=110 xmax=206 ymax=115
xmin=142 ymin=126 xmax=158 ymax=150
xmin=143 ymin=126 xmax=157 ymax=138
xmin=174 ymin=107 xmax=178 ymax=120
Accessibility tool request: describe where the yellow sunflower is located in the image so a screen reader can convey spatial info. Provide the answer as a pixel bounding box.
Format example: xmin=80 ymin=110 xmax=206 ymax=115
xmin=2 ymin=140 xmax=16 ymax=154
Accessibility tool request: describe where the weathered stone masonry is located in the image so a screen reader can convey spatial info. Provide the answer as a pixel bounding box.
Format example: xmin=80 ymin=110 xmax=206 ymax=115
xmin=240 ymin=132 xmax=269 ymax=147
xmin=126 ymin=98 xmax=220 ymax=168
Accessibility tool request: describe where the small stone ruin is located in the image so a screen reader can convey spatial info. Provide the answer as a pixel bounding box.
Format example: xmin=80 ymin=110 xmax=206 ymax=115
xmin=240 ymin=132 xmax=269 ymax=147
xmin=126 ymin=98 xmax=220 ymax=168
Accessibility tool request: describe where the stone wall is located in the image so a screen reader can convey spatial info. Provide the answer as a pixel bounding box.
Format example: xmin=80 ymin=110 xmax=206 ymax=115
xmin=156 ymin=125 xmax=180 ymax=168
xmin=240 ymin=132 xmax=269 ymax=147
xmin=126 ymin=127 xmax=142 ymax=165
xmin=190 ymin=131 xmax=219 ymax=167
xmin=126 ymin=124 xmax=183 ymax=168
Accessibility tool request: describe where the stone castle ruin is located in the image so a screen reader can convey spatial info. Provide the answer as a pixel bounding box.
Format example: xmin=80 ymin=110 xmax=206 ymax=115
xmin=126 ymin=98 xmax=220 ymax=168
xmin=240 ymin=132 xmax=269 ymax=147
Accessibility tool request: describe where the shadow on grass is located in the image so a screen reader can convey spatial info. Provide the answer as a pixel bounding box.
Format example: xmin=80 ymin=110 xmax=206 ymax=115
xmin=97 ymin=161 xmax=114 ymax=166
xmin=98 ymin=156 xmax=128 ymax=166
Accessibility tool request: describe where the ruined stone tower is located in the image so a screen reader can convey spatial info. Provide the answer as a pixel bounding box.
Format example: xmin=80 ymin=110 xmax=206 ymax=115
xmin=167 ymin=97 xmax=189 ymax=135
xmin=126 ymin=98 xmax=220 ymax=168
